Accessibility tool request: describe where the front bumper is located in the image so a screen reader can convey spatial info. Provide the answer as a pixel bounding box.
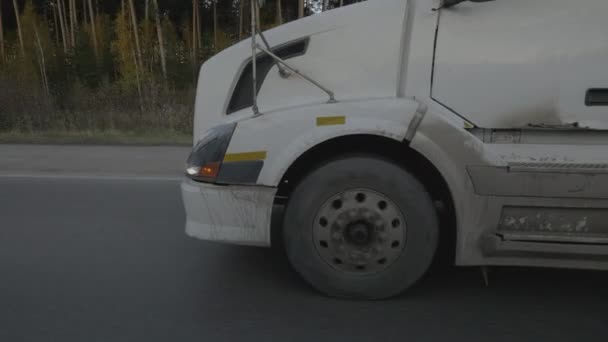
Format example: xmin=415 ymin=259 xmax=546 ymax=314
xmin=181 ymin=179 xmax=276 ymax=246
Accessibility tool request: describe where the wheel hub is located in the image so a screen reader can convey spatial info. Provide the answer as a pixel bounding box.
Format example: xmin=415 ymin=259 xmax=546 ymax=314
xmin=313 ymin=189 xmax=406 ymax=274
xmin=346 ymin=221 xmax=373 ymax=246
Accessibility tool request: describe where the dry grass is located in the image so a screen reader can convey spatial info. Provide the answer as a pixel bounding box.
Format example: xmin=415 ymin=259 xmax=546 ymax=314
xmin=0 ymin=72 xmax=195 ymax=136
xmin=0 ymin=129 xmax=192 ymax=146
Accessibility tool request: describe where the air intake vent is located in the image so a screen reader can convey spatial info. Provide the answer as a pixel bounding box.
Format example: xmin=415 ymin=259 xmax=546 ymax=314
xmin=227 ymin=38 xmax=309 ymax=115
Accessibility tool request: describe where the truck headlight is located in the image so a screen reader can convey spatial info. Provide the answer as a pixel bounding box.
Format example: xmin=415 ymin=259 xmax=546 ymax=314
xmin=185 ymin=123 xmax=237 ymax=182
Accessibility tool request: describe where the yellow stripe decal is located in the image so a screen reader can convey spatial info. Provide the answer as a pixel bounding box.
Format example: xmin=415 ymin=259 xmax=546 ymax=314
xmin=317 ymin=116 xmax=346 ymax=127
xmin=223 ymin=151 xmax=267 ymax=163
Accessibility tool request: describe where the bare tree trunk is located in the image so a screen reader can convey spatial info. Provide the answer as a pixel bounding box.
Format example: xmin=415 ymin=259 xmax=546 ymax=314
xmin=128 ymin=0 xmax=143 ymax=72
xmin=69 ymin=0 xmax=76 ymax=47
xmin=60 ymin=0 xmax=70 ymax=47
xmin=87 ymin=0 xmax=98 ymax=59
xmin=0 ymin=0 xmax=5 ymax=63
xmin=82 ymin=0 xmax=87 ymax=26
xmin=196 ymin=1 xmax=201 ymax=52
xmin=323 ymin=0 xmax=329 ymax=11
xmin=251 ymin=0 xmax=266 ymax=32
xmin=33 ymin=25 xmax=50 ymax=96
xmin=62 ymin=0 xmax=70 ymax=47
xmin=213 ymin=1 xmax=218 ymax=51
xmin=239 ymin=0 xmax=244 ymax=40
xmin=71 ymin=0 xmax=78 ymax=28
xmin=254 ymin=1 xmax=260 ymax=30
xmin=57 ymin=0 xmax=68 ymax=52
xmin=340 ymin=0 xmax=344 ymax=7
xmin=276 ymin=0 xmax=282 ymax=25
xmin=52 ymin=2 xmax=60 ymax=45
xmin=298 ymin=0 xmax=304 ymax=18
xmin=191 ymin=0 xmax=197 ymax=60
xmin=12 ymin=0 xmax=25 ymax=56
xmin=151 ymin=0 xmax=167 ymax=81
xmin=74 ymin=0 xmax=79 ymax=27
xmin=144 ymin=0 xmax=150 ymax=45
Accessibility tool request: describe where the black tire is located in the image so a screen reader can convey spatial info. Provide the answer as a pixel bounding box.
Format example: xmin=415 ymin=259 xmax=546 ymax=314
xmin=283 ymin=155 xmax=438 ymax=299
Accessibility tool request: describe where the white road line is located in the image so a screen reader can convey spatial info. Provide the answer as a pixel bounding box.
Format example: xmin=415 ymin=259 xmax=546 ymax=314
xmin=0 ymin=173 xmax=183 ymax=182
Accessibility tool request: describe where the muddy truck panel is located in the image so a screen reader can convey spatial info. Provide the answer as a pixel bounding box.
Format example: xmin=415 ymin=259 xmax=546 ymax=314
xmin=182 ymin=0 xmax=608 ymax=299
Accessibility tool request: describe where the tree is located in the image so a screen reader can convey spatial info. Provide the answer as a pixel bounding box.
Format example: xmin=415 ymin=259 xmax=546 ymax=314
xmin=69 ymin=0 xmax=76 ymax=47
xmin=276 ymin=0 xmax=283 ymax=25
xmin=127 ymin=0 xmax=142 ymax=71
xmin=145 ymin=0 xmax=149 ymax=23
xmin=238 ymin=0 xmax=244 ymax=40
xmin=0 ymin=0 xmax=5 ymax=63
xmin=56 ymin=0 xmax=68 ymax=52
xmin=87 ymin=0 xmax=98 ymax=59
xmin=82 ymin=0 xmax=87 ymax=26
xmin=60 ymin=0 xmax=69 ymax=47
xmin=298 ymin=0 xmax=304 ymax=18
xmin=13 ymin=0 xmax=25 ymax=56
xmin=14 ymin=1 xmax=54 ymax=101
xmin=191 ymin=0 xmax=198 ymax=61
xmin=213 ymin=1 xmax=217 ymax=51
xmin=33 ymin=24 xmax=50 ymax=96
xmin=195 ymin=1 xmax=201 ymax=52
xmin=52 ymin=1 xmax=59 ymax=45
xmin=151 ymin=0 xmax=166 ymax=80
xmin=143 ymin=0 xmax=151 ymax=55
xmin=112 ymin=3 xmax=142 ymax=99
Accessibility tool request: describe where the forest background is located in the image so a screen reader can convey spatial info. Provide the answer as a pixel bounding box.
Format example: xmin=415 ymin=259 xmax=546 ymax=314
xmin=0 ymin=0 xmax=365 ymax=143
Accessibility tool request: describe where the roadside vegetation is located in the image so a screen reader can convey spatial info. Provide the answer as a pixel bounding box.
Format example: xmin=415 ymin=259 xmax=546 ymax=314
xmin=0 ymin=0 xmax=363 ymax=144
xmin=0 ymin=129 xmax=191 ymax=145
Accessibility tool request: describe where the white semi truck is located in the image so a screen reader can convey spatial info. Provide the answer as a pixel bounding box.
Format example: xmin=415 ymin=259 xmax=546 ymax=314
xmin=181 ymin=0 xmax=608 ymax=299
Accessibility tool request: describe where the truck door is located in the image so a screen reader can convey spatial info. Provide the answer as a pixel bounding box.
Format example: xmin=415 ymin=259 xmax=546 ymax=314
xmin=432 ymin=0 xmax=608 ymax=130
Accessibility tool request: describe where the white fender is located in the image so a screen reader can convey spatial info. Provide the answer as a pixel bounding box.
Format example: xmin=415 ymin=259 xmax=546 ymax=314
xmin=226 ymin=97 xmax=421 ymax=187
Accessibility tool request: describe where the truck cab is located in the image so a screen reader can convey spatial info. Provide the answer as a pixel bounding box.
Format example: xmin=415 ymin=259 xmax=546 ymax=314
xmin=181 ymin=0 xmax=608 ymax=299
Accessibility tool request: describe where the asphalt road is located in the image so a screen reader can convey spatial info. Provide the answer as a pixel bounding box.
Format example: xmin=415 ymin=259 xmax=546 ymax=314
xmin=1 ymin=145 xmax=608 ymax=341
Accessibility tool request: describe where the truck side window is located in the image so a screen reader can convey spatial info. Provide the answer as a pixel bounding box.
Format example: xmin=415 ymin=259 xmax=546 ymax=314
xmin=227 ymin=38 xmax=309 ymax=114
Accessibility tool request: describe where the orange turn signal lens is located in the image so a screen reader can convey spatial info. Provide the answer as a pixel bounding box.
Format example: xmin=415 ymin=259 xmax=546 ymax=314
xmin=199 ymin=162 xmax=221 ymax=178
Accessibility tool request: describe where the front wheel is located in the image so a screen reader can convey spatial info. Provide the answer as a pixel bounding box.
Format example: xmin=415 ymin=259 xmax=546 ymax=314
xmin=283 ymin=155 xmax=439 ymax=299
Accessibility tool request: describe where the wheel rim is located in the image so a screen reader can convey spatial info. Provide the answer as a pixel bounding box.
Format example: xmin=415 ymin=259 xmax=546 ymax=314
xmin=313 ymin=188 xmax=407 ymax=275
